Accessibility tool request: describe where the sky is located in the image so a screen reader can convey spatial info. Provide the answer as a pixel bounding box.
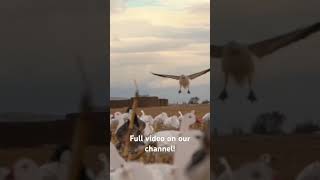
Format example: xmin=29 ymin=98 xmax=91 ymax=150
xmin=0 ymin=0 xmax=107 ymax=114
xmin=212 ymin=0 xmax=320 ymax=133
xmin=110 ymin=0 xmax=210 ymax=103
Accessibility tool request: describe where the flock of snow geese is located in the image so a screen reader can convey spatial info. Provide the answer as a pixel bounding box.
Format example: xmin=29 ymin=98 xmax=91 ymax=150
xmin=110 ymin=109 xmax=210 ymax=180
xmin=0 ymin=111 xmax=319 ymax=180
xmin=110 ymin=109 xmax=320 ymax=180
xmin=214 ymin=155 xmax=320 ymax=180
xmin=0 ymin=145 xmax=107 ymax=180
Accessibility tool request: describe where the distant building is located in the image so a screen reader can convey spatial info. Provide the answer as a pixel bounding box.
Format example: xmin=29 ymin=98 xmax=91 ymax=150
xmin=0 ymin=112 xmax=107 ymax=147
xmin=110 ymin=97 xmax=130 ymax=108
xmin=110 ymin=96 xmax=168 ymax=108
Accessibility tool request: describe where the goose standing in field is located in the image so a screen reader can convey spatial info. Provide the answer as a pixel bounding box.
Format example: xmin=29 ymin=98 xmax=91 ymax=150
xmin=40 ymin=145 xmax=71 ymax=180
xmin=180 ymin=110 xmax=197 ymax=132
xmin=140 ymin=110 xmax=153 ymax=124
xmin=110 ymin=142 xmax=126 ymax=171
xmin=111 ymin=162 xmax=154 ymax=180
xmin=140 ymin=110 xmax=155 ymax=136
xmin=186 ymin=128 xmax=210 ymax=180
xmin=10 ymin=158 xmax=42 ymax=180
xmin=178 ymin=111 xmax=183 ymax=121
xmin=202 ymin=113 xmax=210 ymax=124
xmin=40 ymin=145 xmax=94 ymax=180
xmin=153 ymin=112 xmax=169 ymax=131
xmin=151 ymin=68 xmax=210 ymax=94
xmin=148 ymin=110 xmax=198 ymax=148
xmin=95 ymin=153 xmax=108 ymax=180
xmin=164 ymin=115 xmax=180 ymax=129
xmin=110 ymin=112 xmax=126 ymax=134
xmin=212 ymin=22 xmax=320 ymax=102
xmin=174 ymin=130 xmax=205 ymax=170
xmin=216 ymin=154 xmax=275 ymax=180
xmin=296 ymin=161 xmax=320 ymax=180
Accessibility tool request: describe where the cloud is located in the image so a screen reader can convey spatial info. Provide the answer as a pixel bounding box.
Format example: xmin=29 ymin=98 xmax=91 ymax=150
xmin=110 ymin=0 xmax=128 ymax=14
xmin=110 ymin=0 xmax=210 ymax=102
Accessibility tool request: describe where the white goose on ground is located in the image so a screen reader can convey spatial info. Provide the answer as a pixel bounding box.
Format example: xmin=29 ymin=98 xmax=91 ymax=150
xmin=140 ymin=110 xmax=153 ymax=124
xmin=174 ymin=130 xmax=204 ymax=169
xmin=148 ymin=111 xmax=197 ymax=146
xmin=11 ymin=158 xmax=42 ymax=180
xmin=95 ymin=153 xmax=108 ymax=180
xmin=202 ymin=113 xmax=210 ymax=123
xmin=110 ymin=162 xmax=154 ymax=180
xmin=140 ymin=110 xmax=155 ymax=136
xmin=110 ymin=142 xmax=126 ymax=171
xmin=40 ymin=145 xmax=94 ymax=180
xmin=153 ymin=112 xmax=169 ymax=130
xmin=164 ymin=115 xmax=180 ymax=129
xmin=296 ymin=161 xmax=320 ymax=180
xmin=217 ymin=154 xmax=275 ymax=180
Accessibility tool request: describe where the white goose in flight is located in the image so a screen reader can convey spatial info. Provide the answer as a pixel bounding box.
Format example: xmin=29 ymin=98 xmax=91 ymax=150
xmin=151 ymin=68 xmax=210 ymax=94
xmin=211 ymin=22 xmax=320 ymax=102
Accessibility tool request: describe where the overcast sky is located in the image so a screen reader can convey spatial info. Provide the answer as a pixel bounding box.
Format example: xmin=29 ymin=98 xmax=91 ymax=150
xmin=110 ymin=0 xmax=210 ymax=103
xmin=0 ymin=0 xmax=107 ymax=114
xmin=212 ymin=0 xmax=320 ymax=133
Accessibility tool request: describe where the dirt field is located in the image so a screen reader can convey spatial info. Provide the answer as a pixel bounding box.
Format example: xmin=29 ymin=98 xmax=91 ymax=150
xmin=110 ymin=104 xmax=210 ymax=117
xmin=214 ymin=135 xmax=320 ymax=180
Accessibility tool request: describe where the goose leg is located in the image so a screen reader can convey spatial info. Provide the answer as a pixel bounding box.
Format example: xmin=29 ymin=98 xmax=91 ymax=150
xmin=178 ymin=85 xmax=182 ymax=94
xmin=187 ymin=86 xmax=191 ymax=94
xmin=218 ymin=72 xmax=229 ymax=101
xmin=247 ymin=74 xmax=257 ymax=102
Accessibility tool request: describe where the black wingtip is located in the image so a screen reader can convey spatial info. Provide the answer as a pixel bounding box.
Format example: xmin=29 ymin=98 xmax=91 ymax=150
xmin=313 ymin=22 xmax=320 ymax=29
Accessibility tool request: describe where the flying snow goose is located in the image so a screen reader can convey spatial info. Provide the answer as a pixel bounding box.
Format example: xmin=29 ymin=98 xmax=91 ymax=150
xmin=151 ymin=68 xmax=210 ymax=94
xmin=212 ymin=22 xmax=320 ymax=102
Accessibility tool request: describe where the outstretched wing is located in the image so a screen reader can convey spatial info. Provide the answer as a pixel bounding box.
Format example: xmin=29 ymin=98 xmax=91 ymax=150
xmin=188 ymin=68 xmax=210 ymax=80
xmin=211 ymin=44 xmax=224 ymax=58
xmin=151 ymin=72 xmax=180 ymax=80
xmin=249 ymin=22 xmax=320 ymax=58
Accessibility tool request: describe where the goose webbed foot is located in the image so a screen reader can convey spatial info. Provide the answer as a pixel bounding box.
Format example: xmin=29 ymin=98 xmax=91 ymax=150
xmin=178 ymin=90 xmax=182 ymax=94
xmin=247 ymin=90 xmax=257 ymax=103
xmin=187 ymin=90 xmax=191 ymax=94
xmin=218 ymin=89 xmax=228 ymax=101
